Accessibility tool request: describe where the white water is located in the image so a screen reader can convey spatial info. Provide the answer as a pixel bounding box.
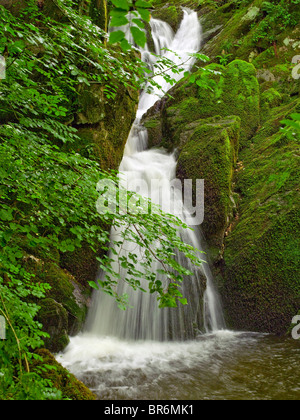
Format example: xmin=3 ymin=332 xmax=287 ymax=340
xmin=87 ymin=8 xmax=224 ymax=340
xmin=58 ymin=9 xmax=228 ymax=398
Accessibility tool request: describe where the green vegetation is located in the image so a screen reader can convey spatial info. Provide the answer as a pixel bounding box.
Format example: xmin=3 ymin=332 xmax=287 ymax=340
xmin=0 ymin=0 xmax=206 ymax=400
xmin=0 ymin=0 xmax=299 ymax=400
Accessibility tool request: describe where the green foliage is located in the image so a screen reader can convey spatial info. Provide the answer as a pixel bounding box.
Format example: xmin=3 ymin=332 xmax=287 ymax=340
xmin=281 ymin=113 xmax=300 ymax=141
xmin=252 ymin=0 xmax=300 ymax=45
xmin=109 ymin=0 xmax=152 ymax=48
xmin=216 ymin=52 xmax=233 ymax=66
xmin=0 ymin=0 xmax=206 ymax=399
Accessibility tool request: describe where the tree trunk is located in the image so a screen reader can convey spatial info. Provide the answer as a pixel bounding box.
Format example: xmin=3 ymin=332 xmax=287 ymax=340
xmin=89 ymin=0 xmax=107 ymax=32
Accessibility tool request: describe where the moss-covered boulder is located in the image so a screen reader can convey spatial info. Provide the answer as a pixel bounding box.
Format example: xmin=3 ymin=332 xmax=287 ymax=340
xmin=222 ymin=98 xmax=300 ymax=335
xmin=149 ymin=0 xmax=300 ymax=337
xmin=73 ymin=83 xmax=138 ymax=170
xmin=260 ymin=87 xmax=282 ymax=122
xmin=151 ymin=4 xmax=182 ymax=31
xmin=176 ymin=115 xmax=240 ymax=259
xmin=144 ymin=60 xmax=260 ymax=150
xmin=24 ymin=255 xmax=90 ymax=352
xmin=143 ymin=59 xmax=259 ymax=259
xmin=38 ymin=298 xmax=70 ymax=353
xmin=31 ymin=348 xmax=96 ymax=400
xmin=196 ymin=60 xmax=260 ymax=148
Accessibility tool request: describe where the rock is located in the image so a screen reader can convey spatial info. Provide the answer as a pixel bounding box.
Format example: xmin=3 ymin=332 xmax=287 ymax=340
xmin=142 ymin=59 xmax=259 ymax=257
xmin=176 ymin=115 xmax=240 ymax=258
xmin=31 ymin=348 xmax=96 ymax=400
xmin=222 ymin=98 xmax=300 ymax=334
xmin=38 ymin=298 xmax=70 ymax=353
xmin=151 ymin=4 xmax=183 ymax=32
xmin=260 ymin=88 xmax=282 ymax=122
xmin=73 ymin=83 xmax=138 ymax=170
xmin=24 ymin=255 xmax=90 ymax=350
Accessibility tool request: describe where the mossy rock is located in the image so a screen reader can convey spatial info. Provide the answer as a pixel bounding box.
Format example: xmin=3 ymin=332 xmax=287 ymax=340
xmin=59 ymin=241 xmax=102 ymax=288
xmin=31 ymin=348 xmax=96 ymax=400
xmin=222 ymin=99 xmax=300 ymax=334
xmin=196 ymin=60 xmax=260 ymax=148
xmin=152 ymin=4 xmax=182 ymax=32
xmin=157 ymin=60 xmax=260 ymax=150
xmin=71 ymin=82 xmax=138 ymax=170
xmin=176 ymin=115 xmax=240 ymax=258
xmin=260 ymin=87 xmax=282 ymax=122
xmin=38 ymin=298 xmax=70 ymax=353
xmin=41 ymin=262 xmax=90 ymax=336
xmin=24 ymin=256 xmax=90 ymax=346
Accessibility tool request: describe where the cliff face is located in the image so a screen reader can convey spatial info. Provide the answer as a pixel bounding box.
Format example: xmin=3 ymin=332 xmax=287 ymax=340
xmin=143 ymin=0 xmax=300 ymax=335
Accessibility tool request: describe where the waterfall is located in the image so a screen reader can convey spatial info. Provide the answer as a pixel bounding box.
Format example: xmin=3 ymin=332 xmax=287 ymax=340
xmin=56 ymin=10 xmax=296 ymax=403
xmin=85 ymin=8 xmax=225 ymax=342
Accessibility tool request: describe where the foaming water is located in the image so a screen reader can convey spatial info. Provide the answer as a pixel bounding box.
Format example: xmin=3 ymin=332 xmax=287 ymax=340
xmin=84 ymin=8 xmax=226 ymax=343
xmin=57 ymin=331 xmax=300 ymax=400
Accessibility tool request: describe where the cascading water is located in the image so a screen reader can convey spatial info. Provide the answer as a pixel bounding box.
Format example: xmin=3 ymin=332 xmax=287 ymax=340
xmin=85 ymin=9 xmax=225 ymax=342
xmin=58 ymin=8 xmax=231 ymax=398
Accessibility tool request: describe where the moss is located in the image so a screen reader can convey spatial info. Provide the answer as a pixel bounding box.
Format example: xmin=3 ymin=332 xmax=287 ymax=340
xmin=31 ymin=348 xmax=96 ymax=400
xmin=222 ymin=99 xmax=300 ymax=334
xmin=176 ymin=115 xmax=240 ymax=257
xmin=223 ymin=210 xmax=300 ymax=334
xmin=72 ymin=83 xmax=138 ymax=170
xmin=59 ymin=240 xmax=103 ymax=288
xmin=143 ymin=115 xmax=163 ymax=149
xmin=152 ymin=4 xmax=182 ymax=31
xmin=163 ymin=60 xmax=259 ymax=149
xmin=42 ymin=263 xmax=89 ymax=335
xmin=24 ymin=256 xmax=90 ymax=345
xmin=199 ymin=60 xmax=260 ymax=148
xmin=260 ymin=87 xmax=282 ymax=122
xmin=202 ymin=4 xmax=261 ymax=60
xmin=38 ymin=298 xmax=70 ymax=353
xmin=90 ymin=0 xmax=107 ymax=31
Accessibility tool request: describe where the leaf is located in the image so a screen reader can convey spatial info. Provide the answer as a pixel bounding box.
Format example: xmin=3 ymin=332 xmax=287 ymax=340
xmin=137 ymin=7 xmax=150 ymax=22
xmin=120 ymin=38 xmax=132 ymax=51
xmin=290 ymin=113 xmax=300 ymax=121
xmin=111 ymin=0 xmax=130 ymax=11
xmin=88 ymin=281 xmax=99 ymax=290
xmin=110 ymin=15 xmax=129 ymax=27
xmin=130 ymin=26 xmax=147 ymax=48
xmin=135 ymin=0 xmax=152 ymax=8
xmin=132 ymin=18 xmax=145 ymax=29
xmin=0 ymin=209 xmax=13 ymax=221
xmin=109 ymin=30 xmax=125 ymax=44
xmin=178 ymin=298 xmax=188 ymax=305
xmin=110 ymin=8 xmax=129 ymax=17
